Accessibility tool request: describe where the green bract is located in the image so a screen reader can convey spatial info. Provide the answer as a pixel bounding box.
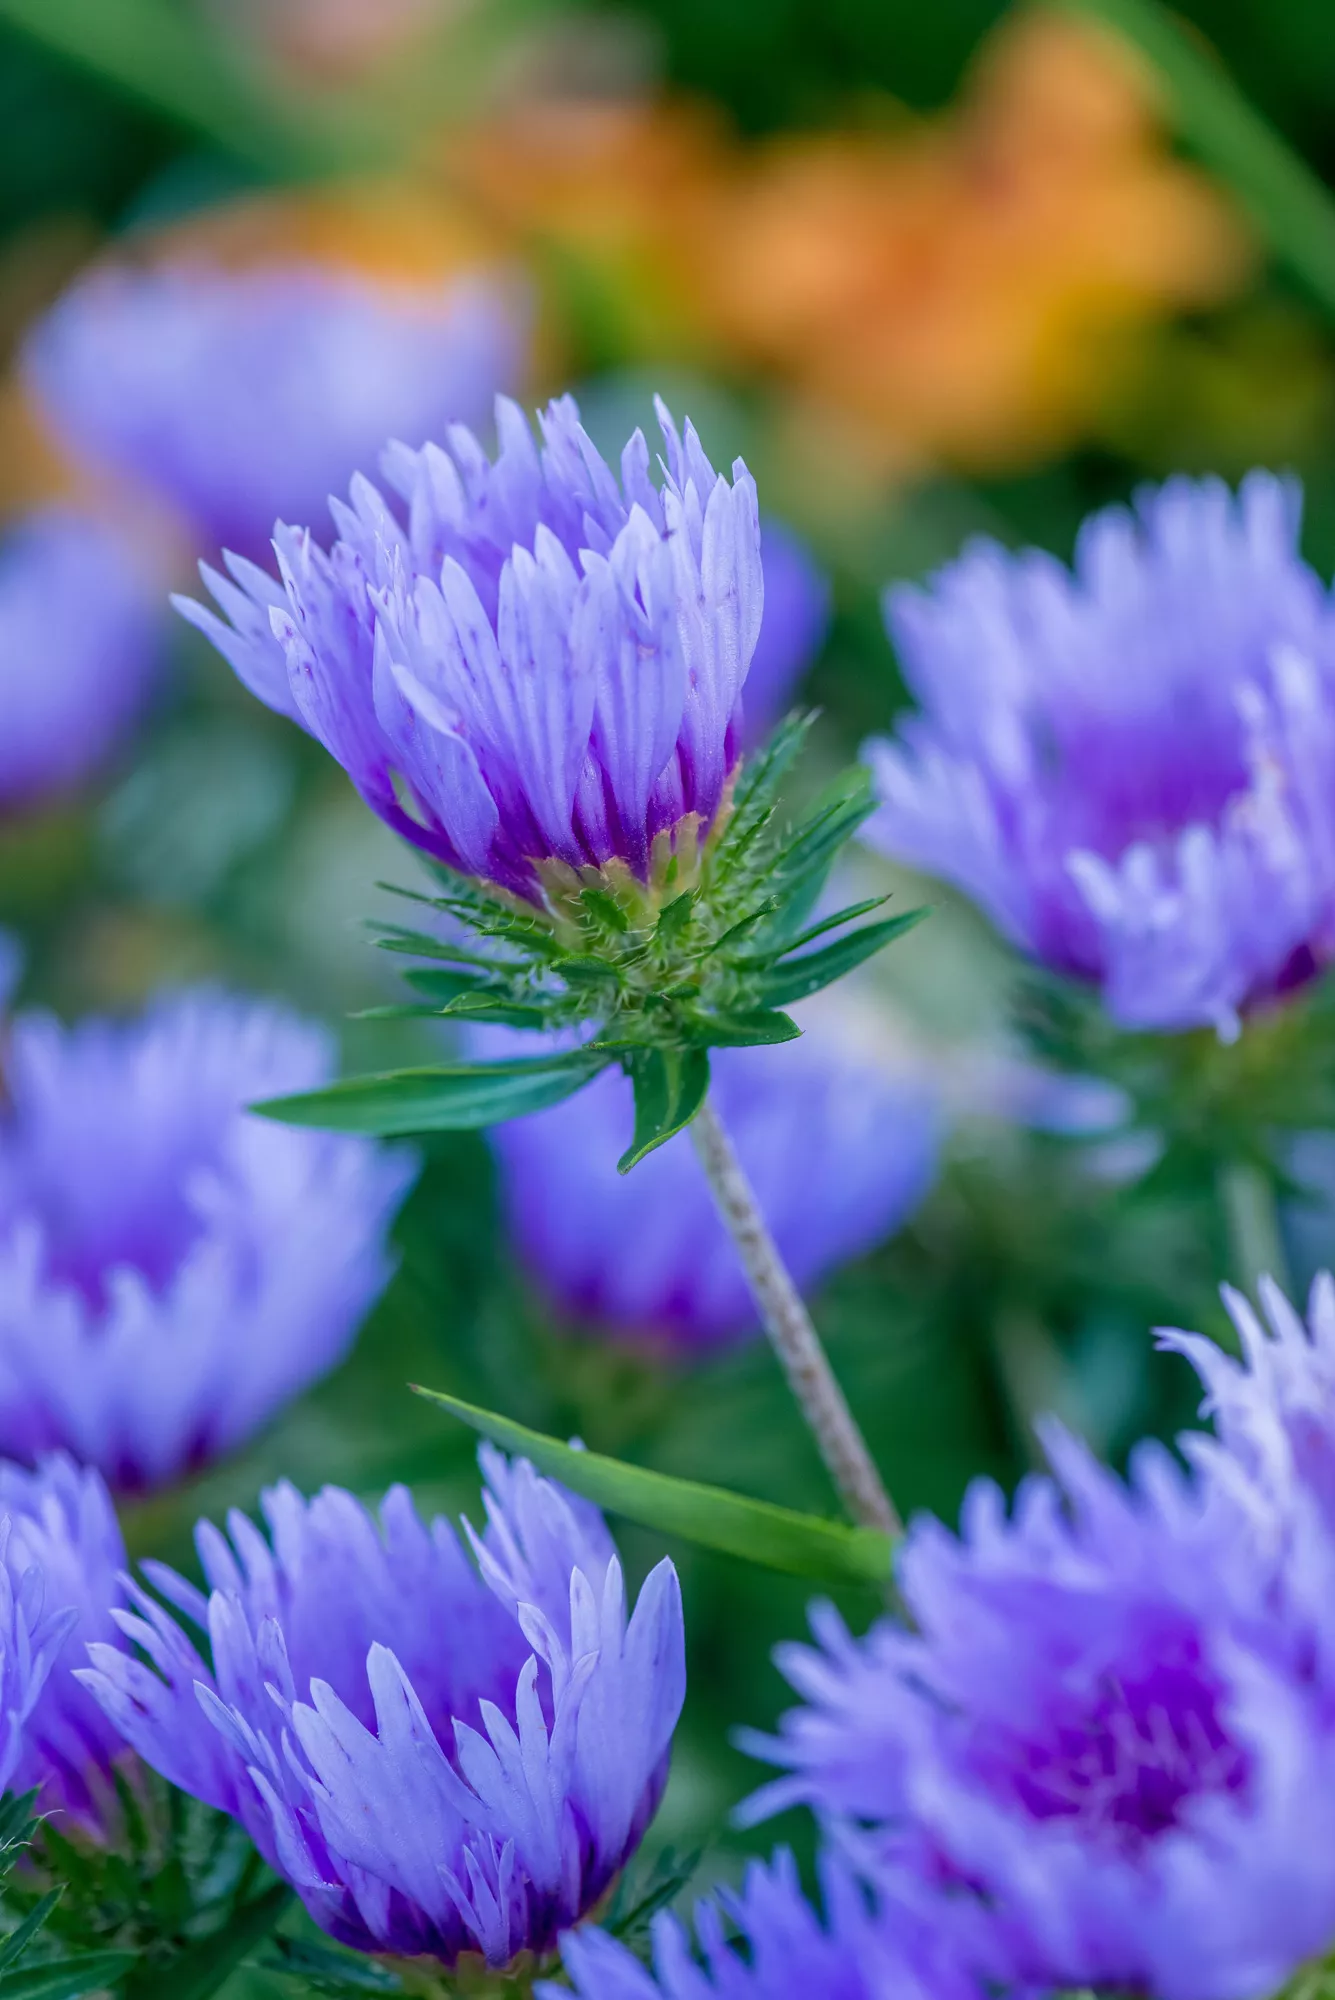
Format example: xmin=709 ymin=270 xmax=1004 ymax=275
xmin=257 ymin=716 xmax=928 ymax=1167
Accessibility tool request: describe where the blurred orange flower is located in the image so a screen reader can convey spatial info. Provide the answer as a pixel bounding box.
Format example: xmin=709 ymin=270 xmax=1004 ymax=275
xmin=701 ymin=8 xmax=1252 ymax=472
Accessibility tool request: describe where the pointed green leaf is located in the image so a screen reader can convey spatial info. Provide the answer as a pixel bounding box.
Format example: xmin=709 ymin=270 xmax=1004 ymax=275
xmin=124 ymin=1883 xmax=291 ymax=2000
xmin=680 ymin=1008 xmax=802 ymax=1048
xmin=757 ymin=909 xmax=929 ymax=1007
xmin=729 ymin=894 xmax=892 ymax=965
xmin=619 ymin=1048 xmax=710 ymax=1171
xmin=401 ymin=967 xmax=494 ymax=1002
xmin=0 ymin=1891 xmax=61 ymax=1974
xmin=254 ymin=1051 xmax=607 ymax=1136
xmin=410 ymin=1388 xmax=894 ymax=1586
xmin=579 ymin=886 xmax=631 ymax=933
xmin=0 ymin=1952 xmax=139 ymax=1999
xmin=268 ymin=1936 xmax=406 ymax=1994
xmin=655 ymin=891 xmax=696 ymax=944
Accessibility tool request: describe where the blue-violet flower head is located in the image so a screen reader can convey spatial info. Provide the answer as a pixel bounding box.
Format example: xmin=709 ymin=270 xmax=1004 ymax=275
xmin=546 ymin=1848 xmax=966 ymax=2000
xmin=24 ymin=262 xmax=525 ymax=559
xmin=176 ymin=393 xmax=763 ymax=901
xmin=1 ymin=1454 xmax=130 ymax=1829
xmin=487 ymin=1022 xmax=938 ymax=1352
xmin=741 ymin=1406 xmax=1335 ymax=2000
xmin=0 ymin=988 xmax=416 ymax=1492
xmin=79 ymin=1447 xmax=686 ymax=1969
xmin=0 ymin=508 xmax=163 ymax=813
xmin=862 ymin=473 xmax=1335 ymax=1037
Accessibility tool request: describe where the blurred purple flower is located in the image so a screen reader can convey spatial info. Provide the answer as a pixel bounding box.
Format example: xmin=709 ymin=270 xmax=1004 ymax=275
xmin=25 ymin=263 xmax=525 ymax=559
xmin=0 ymin=1492 xmax=83 ymax=1798
xmin=0 ymin=508 xmax=163 ymax=813
xmin=80 ymin=1447 xmax=685 ymax=1969
xmin=177 ymin=394 xmax=762 ymax=900
xmin=2 ymin=1455 xmax=129 ymax=1828
xmin=743 ymin=519 xmax=830 ymax=744
xmin=863 ymin=473 xmax=1335 ymax=1037
xmin=488 ymin=1027 xmax=938 ymax=1352
xmin=0 ymin=989 xmax=415 ymax=1492
xmin=741 ymin=1386 xmax=1335 ymax=2000
xmin=547 ymin=1849 xmax=962 ymax=2000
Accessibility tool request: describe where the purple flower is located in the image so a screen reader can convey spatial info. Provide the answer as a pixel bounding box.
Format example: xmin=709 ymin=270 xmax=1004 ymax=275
xmin=1159 ymin=1274 xmax=1335 ymax=1539
xmin=743 ymin=519 xmax=830 ymax=745
xmin=862 ymin=473 xmax=1335 ymax=1037
xmin=0 ymin=508 xmax=163 ymax=812
xmin=79 ymin=1447 xmax=685 ymax=1969
xmin=0 ymin=988 xmax=415 ymax=1492
xmin=741 ymin=1400 xmax=1335 ymax=2000
xmin=0 ymin=1479 xmax=88 ymax=1799
xmin=487 ymin=1024 xmax=938 ymax=1352
xmin=176 ymin=394 xmax=762 ymax=900
xmin=25 ymin=262 xmax=525 ymax=559
xmin=546 ymin=1849 xmax=963 ymax=2000
xmin=1 ymin=1455 xmax=129 ymax=1828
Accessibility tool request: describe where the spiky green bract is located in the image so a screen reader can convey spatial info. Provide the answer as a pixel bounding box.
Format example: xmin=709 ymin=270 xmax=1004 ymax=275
xmin=1 ymin=1770 xmax=289 ymax=2000
xmin=260 ymin=717 xmax=928 ymax=1164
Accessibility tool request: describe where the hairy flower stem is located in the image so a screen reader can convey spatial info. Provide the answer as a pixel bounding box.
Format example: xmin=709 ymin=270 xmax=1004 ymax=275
xmin=1219 ymin=1157 xmax=1291 ymax=1301
xmin=691 ymin=1096 xmax=901 ymax=1536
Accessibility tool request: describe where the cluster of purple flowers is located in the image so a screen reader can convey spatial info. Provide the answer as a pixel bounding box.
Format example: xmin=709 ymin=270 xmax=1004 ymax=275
xmin=0 ymin=987 xmax=414 ymax=1491
xmin=488 ymin=1018 xmax=937 ymax=1352
xmin=178 ymin=393 xmax=766 ymax=899
xmin=25 ymin=262 xmax=525 ymax=560
xmin=864 ymin=473 xmax=1335 ymax=1037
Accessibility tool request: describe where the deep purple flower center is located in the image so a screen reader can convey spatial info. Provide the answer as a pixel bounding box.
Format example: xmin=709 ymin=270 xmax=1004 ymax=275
xmin=996 ymin=1653 xmax=1248 ymax=1849
xmin=1027 ymin=689 xmax=1251 ymax=866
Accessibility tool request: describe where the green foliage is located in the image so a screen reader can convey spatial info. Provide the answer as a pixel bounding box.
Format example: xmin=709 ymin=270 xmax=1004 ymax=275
xmin=412 ymin=1385 xmax=895 ymax=1586
xmin=259 ymin=718 xmax=928 ymax=1148
xmin=2 ymin=1776 xmax=289 ymax=1999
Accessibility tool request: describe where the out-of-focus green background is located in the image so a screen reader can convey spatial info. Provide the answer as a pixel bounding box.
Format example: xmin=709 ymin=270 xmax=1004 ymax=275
xmin=2 ymin=0 xmax=1333 ymax=1947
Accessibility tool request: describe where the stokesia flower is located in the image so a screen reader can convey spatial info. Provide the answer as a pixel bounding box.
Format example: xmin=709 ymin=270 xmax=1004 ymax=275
xmin=487 ymin=1025 xmax=938 ymax=1353
xmin=740 ymin=1406 xmax=1335 ymax=2000
xmin=0 ymin=988 xmax=415 ymax=1492
xmin=79 ymin=1446 xmax=685 ymax=1970
xmin=175 ymin=393 xmax=762 ymax=902
xmin=24 ymin=261 xmax=525 ymax=559
xmin=862 ymin=472 xmax=1335 ymax=1037
xmin=546 ymin=1848 xmax=964 ymax=2000
xmin=0 ymin=1484 xmax=81 ymax=1797
xmin=0 ymin=508 xmax=163 ymax=812
xmin=0 ymin=1455 xmax=129 ymax=1829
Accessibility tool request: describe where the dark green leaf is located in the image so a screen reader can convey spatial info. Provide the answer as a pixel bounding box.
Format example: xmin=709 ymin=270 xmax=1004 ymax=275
xmin=0 ymin=1951 xmax=138 ymax=1999
xmin=401 ymin=967 xmax=494 ymax=1002
xmin=579 ymin=886 xmax=631 ymax=933
xmin=410 ymin=1389 xmax=894 ymax=1585
xmin=438 ymin=996 xmax=555 ymax=1029
xmin=124 ymin=1882 xmax=291 ymax=2000
xmin=254 ymin=1051 xmax=607 ymax=1136
xmin=757 ymin=909 xmax=930 ymax=1007
xmin=680 ymin=1008 xmax=802 ymax=1048
xmin=730 ymin=894 xmax=892 ymax=964
xmin=619 ymin=1048 xmax=711 ymax=1171
xmin=268 ymin=1937 xmax=405 ymax=1995
xmin=0 ymin=1892 xmax=61 ymax=1975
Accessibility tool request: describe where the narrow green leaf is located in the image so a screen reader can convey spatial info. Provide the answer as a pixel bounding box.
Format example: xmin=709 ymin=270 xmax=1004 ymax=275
xmin=0 ymin=1951 xmax=138 ymax=1999
xmin=680 ymin=1008 xmax=802 ymax=1048
xmin=438 ymin=996 xmax=555 ymax=1029
xmin=0 ymin=1891 xmax=61 ymax=1974
xmin=125 ymin=1882 xmax=291 ymax=2000
xmin=410 ymin=1388 xmax=894 ymax=1586
xmin=402 ymin=967 xmax=494 ymax=1002
xmin=619 ymin=1048 xmax=711 ymax=1171
xmin=1065 ymin=0 xmax=1335 ymax=321
xmin=731 ymin=894 xmax=892 ymax=964
xmin=268 ymin=1936 xmax=406 ymax=1994
xmin=579 ymin=886 xmax=631 ymax=933
xmin=757 ymin=909 xmax=930 ymax=1007
xmin=255 ymin=1052 xmax=607 ymax=1136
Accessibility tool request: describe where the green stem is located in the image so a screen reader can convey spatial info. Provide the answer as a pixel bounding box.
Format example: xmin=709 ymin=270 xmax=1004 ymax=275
xmin=1218 ymin=1156 xmax=1291 ymax=1301
xmin=1064 ymin=0 xmax=1335 ymax=321
xmin=690 ymin=1095 xmax=900 ymax=1536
